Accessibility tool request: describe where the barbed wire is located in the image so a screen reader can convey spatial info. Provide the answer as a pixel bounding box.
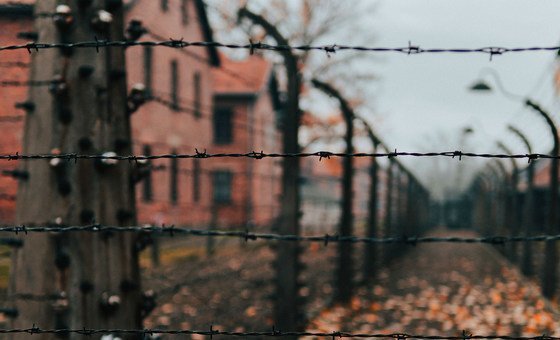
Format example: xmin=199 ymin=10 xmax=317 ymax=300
xmin=3 ymin=293 xmax=64 ymax=302
xmin=0 ymin=115 xmax=25 ymax=123
xmin=1 ymin=39 xmax=558 ymax=59
xmin=0 ymin=223 xmax=558 ymax=245
xmin=0 ymin=80 xmax=51 ymax=87
xmin=0 ymin=150 xmax=553 ymax=162
xmin=0 ymin=194 xmax=16 ymax=202
xmin=0 ymin=61 xmax=29 ymax=68
xmin=146 ymin=31 xmax=259 ymax=87
xmin=0 ymin=327 xmax=557 ymax=338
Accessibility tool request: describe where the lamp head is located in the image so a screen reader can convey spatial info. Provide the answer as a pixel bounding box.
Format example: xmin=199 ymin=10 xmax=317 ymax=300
xmin=469 ymin=80 xmax=492 ymax=92
xmin=463 ymin=127 xmax=474 ymax=134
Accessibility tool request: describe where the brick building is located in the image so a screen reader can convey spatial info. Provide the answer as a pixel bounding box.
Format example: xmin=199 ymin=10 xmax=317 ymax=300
xmin=210 ymin=53 xmax=282 ymax=228
xmin=126 ymin=0 xmax=220 ymax=227
xmin=0 ymin=0 xmax=282 ymax=229
xmin=0 ymin=1 xmax=34 ymax=222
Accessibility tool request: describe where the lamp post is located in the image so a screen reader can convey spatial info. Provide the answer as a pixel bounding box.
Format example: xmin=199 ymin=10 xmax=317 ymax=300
xmin=455 ymin=126 xmax=474 ymax=194
xmin=508 ymin=125 xmax=536 ymax=276
xmin=470 ymin=70 xmax=559 ymax=298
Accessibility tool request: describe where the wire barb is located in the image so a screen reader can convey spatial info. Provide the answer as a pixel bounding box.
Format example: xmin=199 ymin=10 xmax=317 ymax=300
xmin=1 ymin=39 xmax=559 ymax=57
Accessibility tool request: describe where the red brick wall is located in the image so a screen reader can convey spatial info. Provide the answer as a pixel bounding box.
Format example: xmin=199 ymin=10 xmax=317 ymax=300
xmin=0 ymin=2 xmax=284 ymax=230
xmin=209 ymin=91 xmax=282 ymax=229
xmin=0 ymin=16 xmax=32 ymax=223
xmin=127 ymin=0 xmax=215 ymax=226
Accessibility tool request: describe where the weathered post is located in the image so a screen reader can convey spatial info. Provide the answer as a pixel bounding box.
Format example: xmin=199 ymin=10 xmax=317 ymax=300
xmin=508 ymin=125 xmax=536 ymax=276
xmin=10 ymin=1 xmax=141 ymax=338
xmin=356 ymin=117 xmax=380 ymax=284
xmin=497 ymin=141 xmax=520 ymax=263
xmin=311 ymin=79 xmax=355 ymax=304
xmin=238 ymin=8 xmax=302 ymax=334
xmin=383 ymin=161 xmax=394 ymax=265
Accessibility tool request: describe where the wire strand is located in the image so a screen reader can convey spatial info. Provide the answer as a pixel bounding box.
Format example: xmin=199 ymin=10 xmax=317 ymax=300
xmin=1 ymin=39 xmax=558 ymax=59
xmin=0 ymin=224 xmax=557 ymax=244
xmin=0 ymin=150 xmax=552 ymax=162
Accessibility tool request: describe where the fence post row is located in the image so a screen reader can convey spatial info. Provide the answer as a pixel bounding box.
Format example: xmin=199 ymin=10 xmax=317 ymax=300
xmin=238 ymin=7 xmax=304 ymax=335
xmin=311 ymin=79 xmax=356 ymax=304
xmin=506 ymin=125 xmax=536 ymax=277
xmin=9 ymin=0 xmax=142 ymax=337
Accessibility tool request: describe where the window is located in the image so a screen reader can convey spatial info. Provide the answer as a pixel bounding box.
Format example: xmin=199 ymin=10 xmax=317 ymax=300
xmin=181 ymin=0 xmax=189 ymax=25
xmin=170 ymin=151 xmax=178 ymax=205
xmin=142 ymin=145 xmax=153 ymax=202
xmin=194 ymin=72 xmax=201 ymax=118
xmin=143 ymin=46 xmax=153 ymax=96
xmin=170 ymin=60 xmax=179 ymax=111
xmin=193 ymin=159 xmax=200 ymax=202
xmin=213 ymin=108 xmax=233 ymax=144
xmin=160 ymin=0 xmax=168 ymax=11
xmin=213 ymin=171 xmax=232 ymax=204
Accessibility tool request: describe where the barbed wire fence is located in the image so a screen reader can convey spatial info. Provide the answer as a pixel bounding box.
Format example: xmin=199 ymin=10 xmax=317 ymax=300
xmin=1 ymin=3 xmax=560 ymax=338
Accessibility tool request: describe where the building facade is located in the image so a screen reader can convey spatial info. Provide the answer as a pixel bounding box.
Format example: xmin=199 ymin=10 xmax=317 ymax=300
xmin=0 ymin=0 xmax=283 ymax=230
xmin=0 ymin=1 xmax=34 ymax=222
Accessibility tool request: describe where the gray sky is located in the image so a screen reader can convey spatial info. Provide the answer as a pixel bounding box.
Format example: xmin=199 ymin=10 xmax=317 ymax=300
xmin=360 ymin=0 xmax=560 ymax=197
xmin=369 ymin=0 xmax=560 ymax=154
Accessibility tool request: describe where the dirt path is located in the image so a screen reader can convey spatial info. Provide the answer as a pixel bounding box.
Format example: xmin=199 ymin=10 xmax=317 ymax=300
xmin=309 ymin=229 xmax=560 ymax=337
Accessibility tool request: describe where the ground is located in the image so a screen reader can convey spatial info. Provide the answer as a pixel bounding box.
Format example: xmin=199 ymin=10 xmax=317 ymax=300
xmin=142 ymin=230 xmax=560 ymax=339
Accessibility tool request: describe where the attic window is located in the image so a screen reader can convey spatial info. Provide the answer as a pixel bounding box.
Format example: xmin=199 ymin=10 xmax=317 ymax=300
xmin=181 ymin=0 xmax=189 ymax=25
xmin=194 ymin=72 xmax=201 ymax=118
xmin=170 ymin=60 xmax=179 ymax=111
xmin=213 ymin=170 xmax=233 ymax=204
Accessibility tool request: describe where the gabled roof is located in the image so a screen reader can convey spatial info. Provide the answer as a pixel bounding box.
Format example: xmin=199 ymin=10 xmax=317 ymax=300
xmin=126 ymin=0 xmax=220 ymax=67
xmin=213 ymin=53 xmax=272 ymax=97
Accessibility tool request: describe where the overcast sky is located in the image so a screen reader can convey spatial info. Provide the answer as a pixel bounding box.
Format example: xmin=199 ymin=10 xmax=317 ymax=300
xmin=368 ymin=0 xmax=560 ymax=155
xmin=356 ymin=0 xmax=560 ymax=195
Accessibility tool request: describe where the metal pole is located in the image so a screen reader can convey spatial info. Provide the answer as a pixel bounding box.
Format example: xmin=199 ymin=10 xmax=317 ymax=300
xmin=238 ymin=8 xmax=302 ymax=333
xmin=525 ymin=100 xmax=559 ymax=298
xmin=497 ymin=141 xmax=519 ymax=263
xmin=508 ymin=125 xmax=536 ymax=277
xmin=311 ymin=79 xmax=355 ymax=304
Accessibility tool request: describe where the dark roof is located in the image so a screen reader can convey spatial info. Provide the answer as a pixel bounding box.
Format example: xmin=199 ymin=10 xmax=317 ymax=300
xmin=213 ymin=54 xmax=271 ymax=96
xmin=126 ymin=0 xmax=220 ymax=67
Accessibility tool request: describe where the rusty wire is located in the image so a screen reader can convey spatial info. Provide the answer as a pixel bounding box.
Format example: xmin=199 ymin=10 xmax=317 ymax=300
xmin=0 ymin=150 xmax=551 ymax=162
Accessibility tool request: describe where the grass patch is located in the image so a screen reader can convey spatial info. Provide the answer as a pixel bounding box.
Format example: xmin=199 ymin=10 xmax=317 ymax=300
xmin=0 ymin=259 xmax=10 ymax=290
xmin=140 ymin=245 xmax=203 ymax=269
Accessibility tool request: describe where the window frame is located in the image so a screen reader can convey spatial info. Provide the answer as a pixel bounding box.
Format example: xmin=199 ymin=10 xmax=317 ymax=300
xmin=194 ymin=71 xmax=202 ymax=118
xmin=170 ymin=60 xmax=179 ymax=111
xmin=212 ymin=170 xmax=233 ymax=204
